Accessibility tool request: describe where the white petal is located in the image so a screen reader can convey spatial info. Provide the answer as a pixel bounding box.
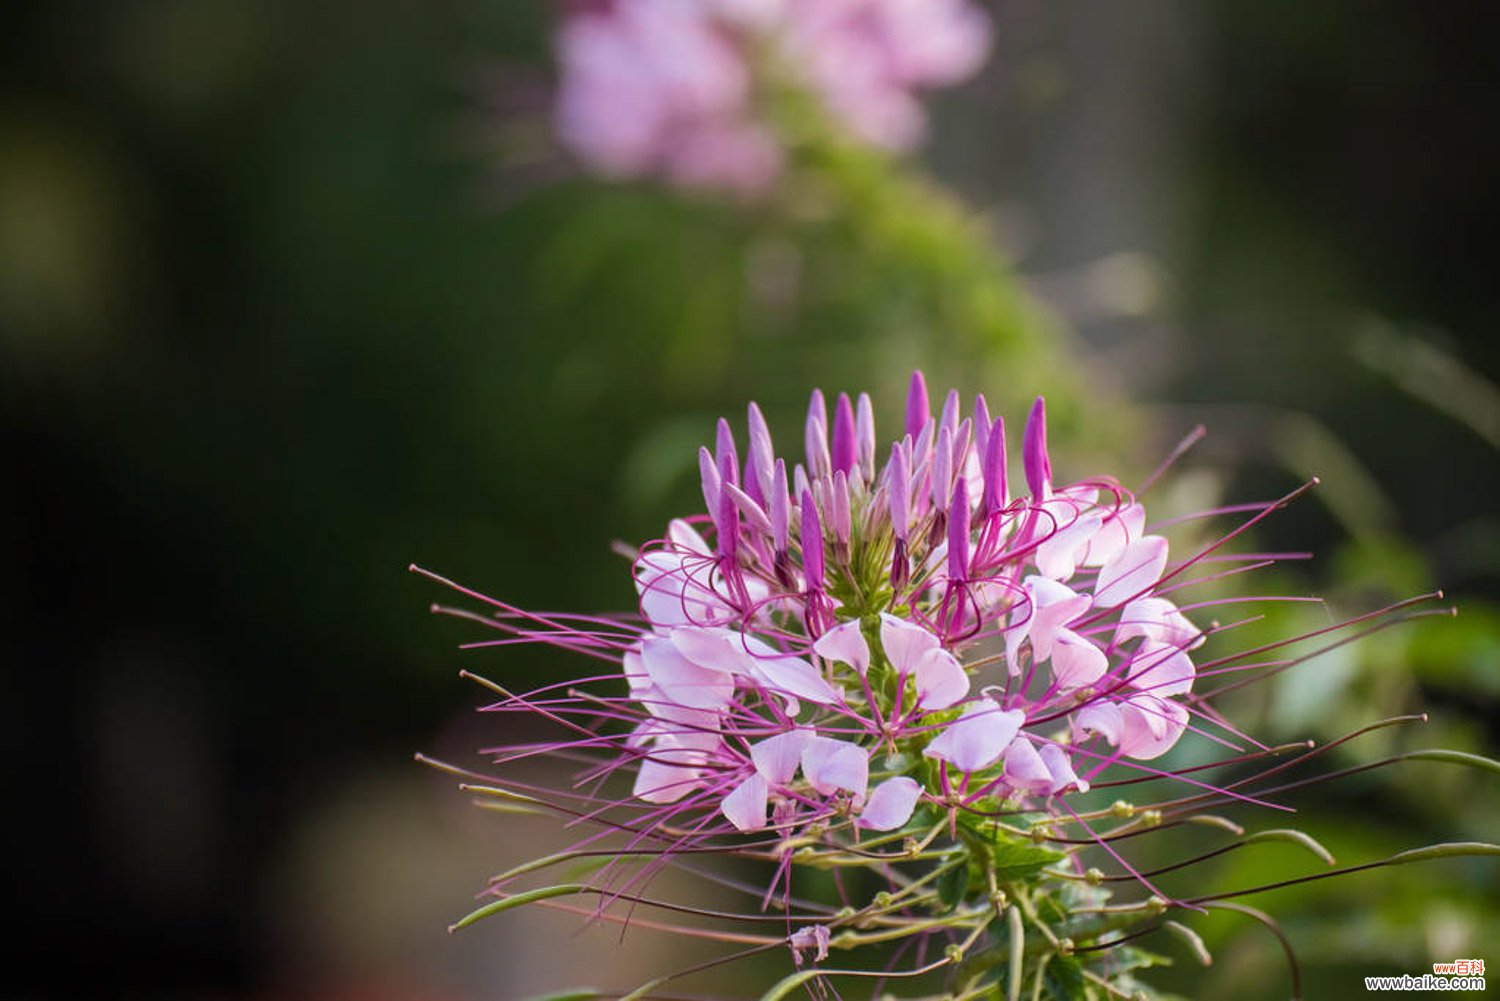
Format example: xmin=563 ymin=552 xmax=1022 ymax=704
xmin=813 ymin=619 xmax=871 ymax=674
xmin=1093 ymin=535 xmax=1169 ymax=608
xmin=720 ymin=773 xmax=769 ymax=832
xmin=858 ymin=777 xmax=923 ymax=831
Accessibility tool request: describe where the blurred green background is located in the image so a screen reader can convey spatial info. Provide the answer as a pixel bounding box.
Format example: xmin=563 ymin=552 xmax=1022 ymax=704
xmin=4 ymin=2 xmax=1498 ymax=999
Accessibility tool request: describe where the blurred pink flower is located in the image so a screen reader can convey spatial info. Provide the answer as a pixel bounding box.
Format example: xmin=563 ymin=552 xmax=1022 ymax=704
xmin=553 ymin=0 xmax=992 ymax=193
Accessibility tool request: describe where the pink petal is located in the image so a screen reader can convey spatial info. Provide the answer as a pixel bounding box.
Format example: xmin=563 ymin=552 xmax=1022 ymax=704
xmin=1015 ymin=576 xmax=1091 ymax=664
xmin=1093 ymin=535 xmax=1169 ymax=608
xmin=1035 ymin=511 xmax=1102 ymax=581
xmin=1074 ymin=701 xmax=1123 ymax=745
xmin=633 ymin=734 xmax=707 ymax=804
xmin=720 ymin=773 xmax=769 ymax=832
xmin=750 ymin=729 xmax=812 ymax=785
xmin=1124 ymin=643 xmax=1195 ymax=697
xmin=1003 ymin=620 xmax=1026 ymax=678
xmin=788 ymin=924 xmax=830 ymax=964
xmin=1118 ymin=695 xmax=1189 ymax=760
xmin=743 ymin=649 xmax=840 ymax=706
xmin=1049 ymin=628 xmax=1108 ymax=691
xmin=640 ymin=636 xmax=734 ymax=710
xmin=801 ymin=736 xmax=869 ymax=798
xmin=633 ymin=757 xmax=699 ymax=803
xmin=879 ymin=613 xmax=940 ymax=673
xmin=636 ymin=554 xmax=729 ymax=627
xmin=1115 ymin=596 xmax=1204 ymax=651
xmin=1038 ymin=743 xmax=1089 ymax=794
xmin=1080 ymin=503 xmax=1145 ymax=568
xmin=923 ymin=702 xmax=1024 ymax=773
xmin=667 ymin=518 xmax=712 ymax=555
xmin=812 ymin=619 xmax=871 ymax=674
xmin=623 ymin=647 xmax=650 ymax=696
xmin=858 ymin=777 xmax=923 ymax=831
xmin=669 ymin=626 xmax=743 ymax=673
xmin=1003 ymin=736 xmax=1052 ymax=792
xmin=635 ymin=685 xmax=721 ymax=728
xmin=913 ymin=647 xmax=969 ymax=709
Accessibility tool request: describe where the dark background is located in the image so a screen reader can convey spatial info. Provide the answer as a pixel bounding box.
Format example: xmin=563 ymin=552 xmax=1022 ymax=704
xmin=4 ymin=2 xmax=1497 ymax=998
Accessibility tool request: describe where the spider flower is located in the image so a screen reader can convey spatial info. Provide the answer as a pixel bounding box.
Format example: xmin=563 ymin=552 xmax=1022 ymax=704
xmin=554 ymin=0 xmax=992 ymax=193
xmin=620 ymin=381 xmax=1201 ymax=840
xmin=419 ymin=374 xmax=1474 ymax=1000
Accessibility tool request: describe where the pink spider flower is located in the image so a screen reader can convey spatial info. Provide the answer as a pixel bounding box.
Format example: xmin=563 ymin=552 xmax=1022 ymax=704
xmin=553 ymin=0 xmax=992 ymax=193
xmin=608 ymin=375 xmax=1212 ymax=843
xmin=418 ymin=374 xmax=1457 ymax=996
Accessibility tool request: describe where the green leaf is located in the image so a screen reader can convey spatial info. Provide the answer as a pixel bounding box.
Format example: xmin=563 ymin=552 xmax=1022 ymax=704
xmin=1042 ymin=953 xmax=1088 ymax=1001
xmin=1093 ymin=945 xmax=1172 ymax=976
xmin=988 ymin=841 xmax=1066 ymax=882
xmin=936 ymin=859 xmax=970 ymax=910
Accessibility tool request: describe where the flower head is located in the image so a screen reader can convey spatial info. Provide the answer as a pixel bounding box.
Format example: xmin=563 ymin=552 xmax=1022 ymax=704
xmin=554 ymin=0 xmax=993 ymax=193
xmin=614 ymin=377 xmax=1205 ymax=841
xmin=420 ymin=374 xmax=1467 ymax=999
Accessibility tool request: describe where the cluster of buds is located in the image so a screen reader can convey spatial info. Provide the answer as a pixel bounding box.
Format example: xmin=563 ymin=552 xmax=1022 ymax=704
xmin=555 ymin=0 xmax=992 ymax=194
xmin=420 ymin=374 xmax=1472 ymax=1000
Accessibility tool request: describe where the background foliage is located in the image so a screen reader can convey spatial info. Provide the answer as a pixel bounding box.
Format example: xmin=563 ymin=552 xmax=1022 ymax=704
xmin=4 ymin=2 xmax=1497 ymax=998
